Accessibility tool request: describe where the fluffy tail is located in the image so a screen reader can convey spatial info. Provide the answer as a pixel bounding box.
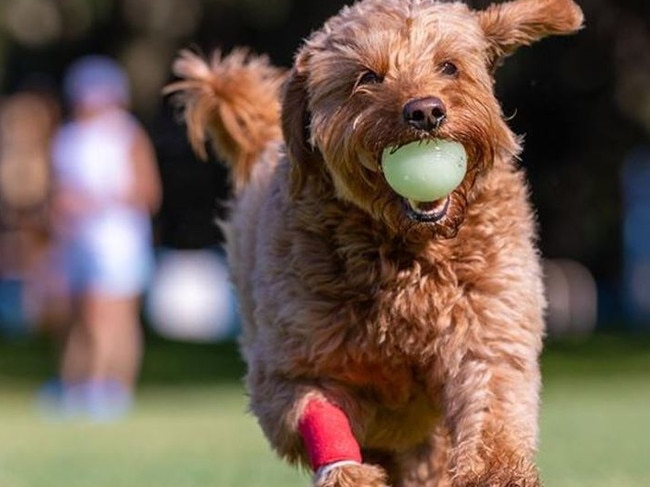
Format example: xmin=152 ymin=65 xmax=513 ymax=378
xmin=164 ymin=49 xmax=287 ymax=193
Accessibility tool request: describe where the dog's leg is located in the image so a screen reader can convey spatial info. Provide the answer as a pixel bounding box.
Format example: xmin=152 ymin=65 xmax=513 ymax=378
xmin=391 ymin=425 xmax=453 ymax=487
xmin=246 ymin=371 xmax=389 ymax=487
xmin=443 ymin=357 xmax=541 ymax=487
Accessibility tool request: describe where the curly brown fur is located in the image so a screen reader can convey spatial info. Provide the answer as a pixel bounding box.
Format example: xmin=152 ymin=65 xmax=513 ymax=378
xmin=168 ymin=0 xmax=583 ymax=486
xmin=164 ymin=49 xmax=286 ymax=193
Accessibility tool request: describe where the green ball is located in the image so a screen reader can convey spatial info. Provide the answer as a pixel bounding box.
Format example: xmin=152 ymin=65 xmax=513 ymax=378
xmin=382 ymin=140 xmax=468 ymax=202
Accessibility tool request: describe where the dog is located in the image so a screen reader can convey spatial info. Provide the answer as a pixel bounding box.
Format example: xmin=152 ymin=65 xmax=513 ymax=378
xmin=165 ymin=0 xmax=583 ymax=485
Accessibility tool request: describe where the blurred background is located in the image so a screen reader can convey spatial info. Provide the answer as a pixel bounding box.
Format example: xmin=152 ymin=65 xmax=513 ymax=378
xmin=0 ymin=1 xmax=648 ymax=487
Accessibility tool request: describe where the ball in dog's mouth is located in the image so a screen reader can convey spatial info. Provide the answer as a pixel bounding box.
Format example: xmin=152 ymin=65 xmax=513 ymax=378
xmin=381 ymin=139 xmax=467 ymax=223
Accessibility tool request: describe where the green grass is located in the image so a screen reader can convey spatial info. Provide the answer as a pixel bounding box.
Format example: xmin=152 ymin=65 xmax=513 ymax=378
xmin=538 ymin=336 xmax=650 ymax=487
xmin=0 ymin=385 xmax=307 ymax=487
xmin=0 ymin=334 xmax=648 ymax=487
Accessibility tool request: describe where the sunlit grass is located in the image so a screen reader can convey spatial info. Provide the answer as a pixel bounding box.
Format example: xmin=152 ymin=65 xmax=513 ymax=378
xmin=540 ymin=376 xmax=650 ymax=487
xmin=0 ymin=385 xmax=306 ymax=487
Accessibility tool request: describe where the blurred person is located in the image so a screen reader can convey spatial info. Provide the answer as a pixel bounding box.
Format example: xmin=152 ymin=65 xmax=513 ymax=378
xmin=40 ymin=56 xmax=161 ymax=419
xmin=0 ymin=90 xmax=59 ymax=334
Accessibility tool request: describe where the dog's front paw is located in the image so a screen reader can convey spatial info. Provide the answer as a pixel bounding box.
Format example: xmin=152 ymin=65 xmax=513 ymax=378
xmin=453 ymin=469 xmax=541 ymax=487
xmin=314 ymin=462 xmax=389 ymax=487
xmin=455 ymin=482 xmax=540 ymax=487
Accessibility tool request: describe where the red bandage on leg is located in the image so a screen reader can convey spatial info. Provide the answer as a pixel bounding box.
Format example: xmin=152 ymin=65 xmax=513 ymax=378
xmin=298 ymin=399 xmax=362 ymax=471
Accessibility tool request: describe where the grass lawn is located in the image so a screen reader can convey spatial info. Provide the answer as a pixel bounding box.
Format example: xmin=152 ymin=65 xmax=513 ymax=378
xmin=0 ymin=334 xmax=648 ymax=487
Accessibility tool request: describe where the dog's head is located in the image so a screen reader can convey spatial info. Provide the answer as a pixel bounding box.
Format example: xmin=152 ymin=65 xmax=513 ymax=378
xmin=282 ymin=0 xmax=583 ymax=238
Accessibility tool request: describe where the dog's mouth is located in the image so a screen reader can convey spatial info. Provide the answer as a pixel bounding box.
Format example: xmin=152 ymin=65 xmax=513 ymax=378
xmin=402 ymin=196 xmax=450 ymax=223
xmin=376 ymin=137 xmax=468 ymax=225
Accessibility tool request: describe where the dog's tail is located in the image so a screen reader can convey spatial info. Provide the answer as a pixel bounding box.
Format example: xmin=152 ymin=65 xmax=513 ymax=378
xmin=164 ymin=49 xmax=287 ymax=193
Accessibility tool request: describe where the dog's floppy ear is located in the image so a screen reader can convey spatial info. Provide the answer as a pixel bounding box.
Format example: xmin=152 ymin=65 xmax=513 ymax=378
xmin=281 ymin=50 xmax=323 ymax=198
xmin=478 ymin=0 xmax=584 ymax=68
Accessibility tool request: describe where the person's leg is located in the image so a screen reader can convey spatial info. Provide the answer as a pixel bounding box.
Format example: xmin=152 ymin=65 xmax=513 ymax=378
xmin=59 ymin=290 xmax=90 ymax=385
xmin=83 ymin=293 xmax=143 ymax=391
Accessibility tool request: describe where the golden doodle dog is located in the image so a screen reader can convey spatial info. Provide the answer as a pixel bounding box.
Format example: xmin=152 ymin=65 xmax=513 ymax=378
xmin=166 ymin=0 xmax=583 ymax=485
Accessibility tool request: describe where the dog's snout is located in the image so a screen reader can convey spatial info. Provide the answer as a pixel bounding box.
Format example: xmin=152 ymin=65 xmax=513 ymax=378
xmin=403 ymin=97 xmax=447 ymax=132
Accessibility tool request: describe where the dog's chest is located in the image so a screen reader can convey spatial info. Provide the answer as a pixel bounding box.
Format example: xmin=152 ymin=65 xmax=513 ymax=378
xmin=338 ymin=243 xmax=465 ymax=347
xmin=300 ymin=244 xmax=467 ymax=388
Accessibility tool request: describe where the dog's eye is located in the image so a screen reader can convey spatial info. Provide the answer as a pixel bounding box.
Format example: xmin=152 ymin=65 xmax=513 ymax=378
xmin=356 ymin=70 xmax=383 ymax=88
xmin=440 ymin=61 xmax=459 ymax=77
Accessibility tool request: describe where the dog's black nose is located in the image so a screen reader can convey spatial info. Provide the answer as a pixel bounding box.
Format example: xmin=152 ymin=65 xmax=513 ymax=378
xmin=403 ymin=97 xmax=447 ymax=132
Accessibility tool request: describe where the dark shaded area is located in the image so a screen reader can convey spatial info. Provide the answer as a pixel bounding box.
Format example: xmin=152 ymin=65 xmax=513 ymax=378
xmin=0 ymin=334 xmax=246 ymax=386
xmin=542 ymin=333 xmax=650 ymax=379
xmin=150 ymin=103 xmax=232 ymax=248
xmin=1 ymin=333 xmax=649 ymax=387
